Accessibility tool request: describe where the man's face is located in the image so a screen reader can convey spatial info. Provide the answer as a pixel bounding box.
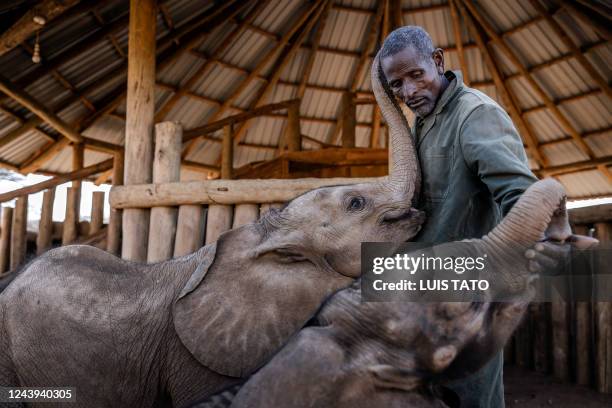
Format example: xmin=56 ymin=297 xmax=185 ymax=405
xmin=381 ymin=47 xmax=445 ymax=117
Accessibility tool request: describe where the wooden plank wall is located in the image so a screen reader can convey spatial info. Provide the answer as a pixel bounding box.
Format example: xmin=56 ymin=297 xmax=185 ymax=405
xmin=507 ymin=216 xmax=612 ymax=394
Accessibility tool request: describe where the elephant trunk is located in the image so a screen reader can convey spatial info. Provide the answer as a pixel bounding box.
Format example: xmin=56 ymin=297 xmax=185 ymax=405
xmin=371 ymin=51 xmax=421 ymax=206
xmin=479 ymin=178 xmax=567 ymax=293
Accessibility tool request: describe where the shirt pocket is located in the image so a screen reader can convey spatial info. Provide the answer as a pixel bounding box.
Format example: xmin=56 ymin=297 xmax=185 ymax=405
xmin=420 ymin=145 xmax=453 ymax=202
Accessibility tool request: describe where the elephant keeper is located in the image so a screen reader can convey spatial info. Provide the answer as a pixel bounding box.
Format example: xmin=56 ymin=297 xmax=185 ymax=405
xmin=378 ymin=26 xmax=571 ymax=407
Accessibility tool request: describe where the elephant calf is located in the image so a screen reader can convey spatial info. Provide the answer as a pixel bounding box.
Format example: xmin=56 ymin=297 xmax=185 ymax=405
xmin=212 ymin=178 xmax=576 ymax=408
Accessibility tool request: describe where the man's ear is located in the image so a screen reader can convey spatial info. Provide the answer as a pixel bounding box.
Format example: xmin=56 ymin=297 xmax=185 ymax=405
xmin=432 ymin=48 xmax=445 ymax=74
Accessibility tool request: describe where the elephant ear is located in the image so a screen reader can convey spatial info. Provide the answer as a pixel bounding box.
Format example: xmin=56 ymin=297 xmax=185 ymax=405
xmin=172 ymin=223 xmax=351 ymax=378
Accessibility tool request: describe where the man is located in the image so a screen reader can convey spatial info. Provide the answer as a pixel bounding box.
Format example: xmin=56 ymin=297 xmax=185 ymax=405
xmin=378 ymin=26 xmax=569 ymax=407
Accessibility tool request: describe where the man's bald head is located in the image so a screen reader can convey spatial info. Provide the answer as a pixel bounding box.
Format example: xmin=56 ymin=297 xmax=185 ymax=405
xmin=380 ymin=26 xmax=435 ymax=63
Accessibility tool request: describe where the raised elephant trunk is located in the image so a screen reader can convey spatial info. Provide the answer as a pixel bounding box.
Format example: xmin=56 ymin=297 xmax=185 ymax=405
xmin=371 ymin=51 xmax=421 ymax=206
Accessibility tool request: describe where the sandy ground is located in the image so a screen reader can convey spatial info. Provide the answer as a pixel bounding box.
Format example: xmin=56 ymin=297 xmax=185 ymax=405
xmin=504 ymin=366 xmax=612 ymax=407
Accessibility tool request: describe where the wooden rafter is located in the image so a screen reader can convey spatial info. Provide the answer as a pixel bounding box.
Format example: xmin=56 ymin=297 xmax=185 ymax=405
xmin=224 ymin=1 xmax=329 ymax=151
xmin=449 ymin=0 xmax=470 ymax=85
xmin=182 ymin=0 xmax=326 ymax=158
xmin=456 ymin=0 xmax=547 ymax=167
xmin=558 ymin=0 xmax=611 ymax=41
xmin=327 ymin=1 xmax=385 ymax=145
xmin=296 ymin=1 xmax=332 ymax=100
xmin=460 ymin=0 xmax=595 ymax=161
xmin=528 ymin=0 xmax=611 ymax=100
xmin=79 ymin=0 xmax=249 ymax=134
xmin=0 ymin=73 xmax=82 ymax=143
xmin=154 ymin=0 xmax=267 ymax=123
xmin=0 ymin=0 xmax=81 ymax=57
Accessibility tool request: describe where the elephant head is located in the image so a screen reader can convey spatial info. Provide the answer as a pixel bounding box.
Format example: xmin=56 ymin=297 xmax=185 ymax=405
xmin=223 ymin=178 xmax=572 ymax=407
xmin=172 ymin=51 xmax=423 ymax=379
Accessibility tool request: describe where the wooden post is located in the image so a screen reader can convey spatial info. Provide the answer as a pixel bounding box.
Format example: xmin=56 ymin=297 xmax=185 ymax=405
xmin=10 ymin=196 xmax=27 ymax=270
xmin=532 ymin=302 xmax=549 ymax=373
xmin=107 ymin=150 xmax=124 ymax=255
xmin=286 ymin=101 xmax=302 ymax=152
xmin=232 ymin=204 xmax=259 ymax=228
xmin=90 ymin=191 xmax=105 ymax=235
xmin=122 ymin=0 xmax=156 ymax=261
xmin=70 ymin=142 xmax=84 ymax=238
xmin=341 ymin=91 xmax=356 ymax=148
xmin=147 ymin=122 xmax=181 ymax=262
xmin=205 ymin=205 xmax=233 ymax=244
xmin=205 ymin=124 xmax=235 ymax=244
xmin=551 ymin=295 xmax=570 ymax=382
xmin=221 ymin=124 xmax=233 ymax=180
xmin=62 ymin=187 xmax=78 ymax=245
xmin=572 ymin=224 xmax=592 ymax=386
xmin=594 ymin=222 xmax=612 ymax=393
xmin=174 ymin=205 xmax=206 ymax=257
xmin=0 ymin=207 xmax=13 ymax=273
xmin=36 ymin=188 xmax=55 ymax=255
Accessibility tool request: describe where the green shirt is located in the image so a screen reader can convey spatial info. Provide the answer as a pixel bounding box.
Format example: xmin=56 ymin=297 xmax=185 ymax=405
xmin=413 ymin=71 xmax=538 ymax=244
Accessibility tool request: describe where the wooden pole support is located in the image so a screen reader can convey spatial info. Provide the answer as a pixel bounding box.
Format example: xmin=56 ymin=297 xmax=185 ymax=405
xmin=90 ymin=191 xmax=105 ymax=235
xmin=10 ymin=196 xmax=28 ymax=270
xmin=0 ymin=159 xmax=113 ymax=203
xmin=107 ymin=151 xmax=124 ymax=256
xmin=341 ymin=91 xmax=356 ymax=148
xmin=551 ymin=294 xmax=570 ymax=382
xmin=232 ymin=204 xmax=259 ymax=228
xmin=594 ymin=222 xmax=612 ymax=393
xmin=287 ymin=101 xmax=302 ymax=151
xmin=62 ymin=187 xmax=78 ymax=245
xmin=122 ymin=0 xmax=157 ymax=261
xmin=36 ymin=188 xmax=55 ymax=255
xmin=221 ymin=124 xmax=234 ymax=180
xmin=148 ymin=122 xmax=182 ymax=262
xmin=173 ymin=205 xmax=205 ymax=257
xmin=205 ymin=205 xmax=233 ymax=244
xmin=0 ymin=207 xmax=13 ymax=273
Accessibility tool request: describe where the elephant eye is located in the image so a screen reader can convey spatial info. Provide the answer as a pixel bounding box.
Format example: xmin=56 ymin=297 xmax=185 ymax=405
xmin=347 ymin=196 xmax=366 ymax=212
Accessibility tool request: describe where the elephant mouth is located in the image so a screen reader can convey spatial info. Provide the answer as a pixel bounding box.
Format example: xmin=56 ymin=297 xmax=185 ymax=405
xmin=381 ymin=208 xmax=424 ymax=224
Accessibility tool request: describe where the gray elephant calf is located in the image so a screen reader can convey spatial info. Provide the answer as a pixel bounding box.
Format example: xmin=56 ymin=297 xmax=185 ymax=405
xmin=0 ymin=180 xmax=424 ymax=408
xmin=221 ymin=178 xmax=577 ymax=408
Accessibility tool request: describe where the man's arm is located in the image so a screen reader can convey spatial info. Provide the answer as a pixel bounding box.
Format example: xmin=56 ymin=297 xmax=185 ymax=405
xmin=459 ymin=103 xmax=538 ymax=215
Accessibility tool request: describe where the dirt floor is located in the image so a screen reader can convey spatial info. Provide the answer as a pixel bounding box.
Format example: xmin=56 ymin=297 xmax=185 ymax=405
xmin=504 ymin=365 xmax=612 ymax=407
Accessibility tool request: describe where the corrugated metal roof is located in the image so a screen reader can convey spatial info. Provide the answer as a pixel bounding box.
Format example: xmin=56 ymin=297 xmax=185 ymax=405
xmin=0 ymin=0 xmax=607 ymax=199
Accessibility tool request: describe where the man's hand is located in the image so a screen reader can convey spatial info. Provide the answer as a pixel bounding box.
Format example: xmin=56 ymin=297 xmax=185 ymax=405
xmin=524 ymin=235 xmax=599 ymax=275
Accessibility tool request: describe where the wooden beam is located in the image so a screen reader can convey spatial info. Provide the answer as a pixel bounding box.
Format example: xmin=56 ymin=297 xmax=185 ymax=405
xmin=79 ymin=0 xmax=250 ymax=134
xmin=0 ymin=0 xmax=81 ymax=57
xmin=0 ymin=159 xmax=113 ymax=203
xmin=559 ymin=0 xmax=611 ymax=41
xmin=0 ymin=74 xmax=82 ymax=143
xmin=0 ymin=207 xmax=13 ymax=273
xmin=528 ymin=0 xmax=611 ymax=100
xmin=297 ymin=1 xmax=332 ymax=100
xmin=182 ymin=0 xmax=325 ymax=158
xmin=182 ymin=99 xmax=298 ymax=142
xmin=227 ymin=1 xmax=328 ymax=150
xmin=286 ymin=101 xmax=302 ymax=152
xmin=10 ymin=196 xmax=27 ymax=270
xmin=457 ymin=1 xmax=547 ymax=167
xmin=341 ymin=91 xmax=356 ymax=148
xmin=121 ymin=0 xmax=156 ymax=262
xmin=461 ymin=0 xmax=595 ymax=161
xmin=154 ymin=0 xmax=267 ymax=122
xmin=538 ymin=155 xmax=612 ymax=177
xmin=20 ymin=138 xmax=70 ymax=174
xmin=110 ymin=177 xmax=383 ymax=209
xmin=449 ymin=0 xmax=470 ymax=85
